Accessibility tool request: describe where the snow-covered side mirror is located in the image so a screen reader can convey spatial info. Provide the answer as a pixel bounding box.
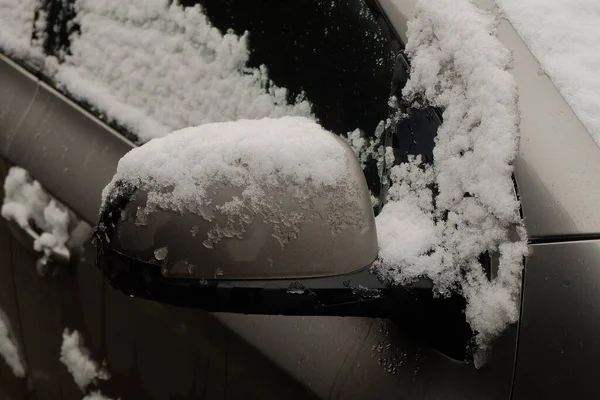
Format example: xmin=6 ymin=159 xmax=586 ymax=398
xmin=93 ymin=117 xmax=396 ymax=315
xmin=94 ymin=117 xmax=473 ymax=359
xmin=98 ymin=117 xmax=377 ymax=279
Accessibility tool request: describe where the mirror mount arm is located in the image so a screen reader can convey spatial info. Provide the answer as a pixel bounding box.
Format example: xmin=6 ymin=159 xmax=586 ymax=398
xmin=98 ymin=245 xmax=474 ymax=361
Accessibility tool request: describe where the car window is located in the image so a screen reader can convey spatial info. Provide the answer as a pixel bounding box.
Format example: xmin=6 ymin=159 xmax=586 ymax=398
xmin=188 ymin=0 xmax=396 ymax=138
xmin=36 ymin=0 xmax=399 ymax=200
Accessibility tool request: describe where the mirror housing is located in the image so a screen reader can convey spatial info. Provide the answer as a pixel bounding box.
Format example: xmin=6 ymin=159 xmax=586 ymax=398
xmin=97 ymin=117 xmax=378 ymax=280
xmin=94 ymin=117 xmax=395 ymax=314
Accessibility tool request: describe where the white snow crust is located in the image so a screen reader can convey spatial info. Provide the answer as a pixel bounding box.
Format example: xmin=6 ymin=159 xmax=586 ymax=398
xmin=496 ymin=0 xmax=600 ymax=146
xmin=376 ymin=0 xmax=528 ymax=357
xmin=103 ymin=116 xmax=352 ymax=211
xmin=0 ymin=0 xmax=312 ymax=142
xmin=0 ymin=0 xmax=43 ymax=61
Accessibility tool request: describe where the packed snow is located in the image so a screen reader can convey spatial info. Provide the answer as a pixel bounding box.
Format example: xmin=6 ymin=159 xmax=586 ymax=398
xmin=60 ymin=329 xmax=109 ymax=390
xmin=0 ymin=309 xmax=26 ymax=378
xmin=374 ymin=0 xmax=527 ymax=359
xmin=1 ymin=167 xmax=70 ymax=258
xmin=103 ymin=117 xmax=363 ymax=248
xmin=43 ymin=0 xmax=313 ymax=142
xmin=496 ymin=0 xmax=600 ymax=146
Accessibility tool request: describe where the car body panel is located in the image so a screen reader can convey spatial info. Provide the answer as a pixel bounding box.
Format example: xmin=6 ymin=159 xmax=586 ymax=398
xmin=0 ymin=55 xmax=133 ymax=223
xmin=0 ymin=56 xmax=38 ymax=157
xmin=513 ymin=240 xmax=600 ymax=399
xmin=216 ymin=313 xmax=518 ymax=399
xmin=0 ymin=159 xmax=29 ymax=400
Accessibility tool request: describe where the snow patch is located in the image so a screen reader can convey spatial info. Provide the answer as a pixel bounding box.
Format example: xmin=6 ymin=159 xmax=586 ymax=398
xmin=60 ymin=329 xmax=109 ymax=391
xmin=0 ymin=0 xmax=43 ymax=61
xmin=376 ymin=0 xmax=527 ymax=356
xmin=1 ymin=167 xmax=70 ymax=258
xmin=49 ymin=0 xmax=312 ymax=142
xmin=496 ymin=0 xmax=600 ymax=146
xmin=0 ymin=309 xmax=26 ymax=378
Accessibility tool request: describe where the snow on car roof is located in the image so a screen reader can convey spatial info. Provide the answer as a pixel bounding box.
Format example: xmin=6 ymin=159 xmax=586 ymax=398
xmin=497 ymin=0 xmax=600 ymax=146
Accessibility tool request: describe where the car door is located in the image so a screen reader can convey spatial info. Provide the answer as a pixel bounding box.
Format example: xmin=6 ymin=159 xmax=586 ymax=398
xmin=0 ymin=160 xmax=29 ymax=400
xmin=0 ymin=0 xmax=521 ymax=399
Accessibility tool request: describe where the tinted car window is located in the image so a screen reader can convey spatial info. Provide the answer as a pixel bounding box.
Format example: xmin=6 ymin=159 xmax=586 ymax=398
xmin=187 ymin=0 xmax=396 ymax=137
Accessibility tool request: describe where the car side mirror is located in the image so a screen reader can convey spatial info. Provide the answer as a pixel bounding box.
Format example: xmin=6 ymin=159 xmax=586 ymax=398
xmin=94 ymin=117 xmax=473 ymax=360
xmin=94 ymin=117 xmax=397 ymax=315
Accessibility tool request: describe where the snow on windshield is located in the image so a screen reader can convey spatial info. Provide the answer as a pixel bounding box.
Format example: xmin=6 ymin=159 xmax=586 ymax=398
xmin=374 ymin=0 xmax=527 ymax=362
xmin=0 ymin=0 xmax=312 ymax=142
xmin=496 ymin=0 xmax=600 ymax=146
xmin=0 ymin=308 xmax=26 ymax=378
xmin=44 ymin=0 xmax=312 ymax=142
xmin=0 ymin=0 xmax=43 ymax=61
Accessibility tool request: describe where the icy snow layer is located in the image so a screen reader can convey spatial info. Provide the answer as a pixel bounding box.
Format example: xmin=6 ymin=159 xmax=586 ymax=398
xmin=1 ymin=167 xmax=70 ymax=255
xmin=0 ymin=309 xmax=26 ymax=377
xmin=0 ymin=0 xmax=43 ymax=61
xmin=60 ymin=329 xmax=109 ymax=390
xmin=103 ymin=117 xmax=359 ymax=248
xmin=375 ymin=0 xmax=527 ymax=359
xmin=48 ymin=0 xmax=312 ymax=142
xmin=496 ymin=0 xmax=600 ymax=146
